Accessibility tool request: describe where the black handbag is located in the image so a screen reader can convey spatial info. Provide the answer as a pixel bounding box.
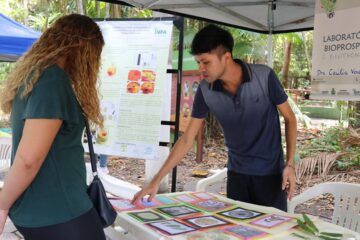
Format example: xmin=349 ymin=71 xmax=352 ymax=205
xmin=84 ymin=120 xmax=117 ymax=228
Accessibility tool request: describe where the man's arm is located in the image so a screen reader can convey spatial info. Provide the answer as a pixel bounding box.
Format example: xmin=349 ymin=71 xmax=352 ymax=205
xmin=277 ymin=100 xmax=297 ymax=200
xmin=132 ymin=117 xmax=205 ymax=203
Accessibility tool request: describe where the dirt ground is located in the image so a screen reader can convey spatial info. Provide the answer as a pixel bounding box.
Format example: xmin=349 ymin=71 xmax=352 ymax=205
xmin=107 ymin=125 xmax=360 ymax=222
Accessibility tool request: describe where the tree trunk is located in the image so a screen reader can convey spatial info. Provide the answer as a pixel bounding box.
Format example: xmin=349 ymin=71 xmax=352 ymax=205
xmin=105 ymin=3 xmax=110 ymax=18
xmin=281 ymin=39 xmax=292 ymax=88
xmin=43 ymin=0 xmax=50 ymax=31
xmin=204 ymin=113 xmax=222 ymax=142
xmin=76 ymin=0 xmax=84 ymax=14
xmin=21 ymin=0 xmax=29 ymax=25
xmin=82 ymin=0 xmax=87 ymax=15
xmin=301 ymin=32 xmax=312 ymax=74
xmin=196 ymin=121 xmax=205 ymax=163
xmin=111 ymin=4 xmax=122 ymax=18
xmin=61 ymin=0 xmax=68 ymax=15
xmin=95 ymin=1 xmax=100 ymax=17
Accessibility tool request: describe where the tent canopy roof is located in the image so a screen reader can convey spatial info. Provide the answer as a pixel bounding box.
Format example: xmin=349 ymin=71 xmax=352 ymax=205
xmin=101 ymin=0 xmax=315 ymax=33
xmin=0 ymin=13 xmax=41 ymax=61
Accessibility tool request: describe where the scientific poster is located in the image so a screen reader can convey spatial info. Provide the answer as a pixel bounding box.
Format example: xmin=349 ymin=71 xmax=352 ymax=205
xmin=311 ymin=0 xmax=360 ymax=100
xmin=84 ymin=20 xmax=172 ymax=160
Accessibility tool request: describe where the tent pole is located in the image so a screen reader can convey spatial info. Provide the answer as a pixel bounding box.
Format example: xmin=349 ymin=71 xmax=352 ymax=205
xmin=171 ymin=16 xmax=184 ymax=192
xmin=267 ymin=0 xmax=274 ymax=67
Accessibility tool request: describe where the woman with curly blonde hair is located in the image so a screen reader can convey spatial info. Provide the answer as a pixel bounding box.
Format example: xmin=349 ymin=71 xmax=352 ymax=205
xmin=0 ymin=14 xmax=106 ymax=240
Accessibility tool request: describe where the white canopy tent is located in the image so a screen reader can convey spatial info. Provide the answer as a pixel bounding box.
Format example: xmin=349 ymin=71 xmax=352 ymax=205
xmin=101 ymin=0 xmax=315 ymax=34
xmin=101 ymin=0 xmax=316 ymax=66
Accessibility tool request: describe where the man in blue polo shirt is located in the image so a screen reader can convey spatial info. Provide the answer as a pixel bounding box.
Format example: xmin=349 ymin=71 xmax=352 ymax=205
xmin=133 ymin=24 xmax=297 ymax=211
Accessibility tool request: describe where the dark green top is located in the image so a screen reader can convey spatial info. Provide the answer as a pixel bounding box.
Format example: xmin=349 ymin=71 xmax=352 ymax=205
xmin=9 ymin=64 xmax=92 ymax=227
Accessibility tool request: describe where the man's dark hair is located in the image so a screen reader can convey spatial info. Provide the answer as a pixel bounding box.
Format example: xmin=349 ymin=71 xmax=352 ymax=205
xmin=190 ymin=24 xmax=234 ymax=55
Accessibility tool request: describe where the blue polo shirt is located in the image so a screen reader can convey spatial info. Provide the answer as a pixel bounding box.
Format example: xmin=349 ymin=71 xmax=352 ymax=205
xmin=191 ymin=59 xmax=288 ymax=176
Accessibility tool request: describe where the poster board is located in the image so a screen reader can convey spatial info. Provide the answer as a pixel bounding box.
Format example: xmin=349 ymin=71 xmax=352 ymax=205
xmin=311 ymin=0 xmax=360 ymax=100
xmin=171 ymin=70 xmax=201 ymax=132
xmin=83 ymin=19 xmax=173 ymax=160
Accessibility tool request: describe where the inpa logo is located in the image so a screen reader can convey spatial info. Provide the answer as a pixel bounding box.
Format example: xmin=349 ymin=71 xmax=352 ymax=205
xmin=155 ymin=28 xmax=166 ymax=35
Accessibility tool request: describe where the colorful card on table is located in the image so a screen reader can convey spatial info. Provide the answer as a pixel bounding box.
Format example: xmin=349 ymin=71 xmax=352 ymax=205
xmin=155 ymin=204 xmax=201 ymax=217
xmin=147 ymin=219 xmax=197 ymax=236
xmin=181 ymin=215 xmax=233 ymax=229
xmin=217 ymin=207 xmax=264 ymax=221
xmin=184 ymin=229 xmax=234 ymax=240
xmin=127 ymin=210 xmax=167 ymax=223
xmin=191 ymin=199 xmax=234 ymax=212
xmin=155 ymin=196 xmax=179 ymax=205
xmin=223 ymin=225 xmax=269 ymax=240
xmin=191 ymin=192 xmax=215 ymax=200
xmin=249 ymin=214 xmax=293 ymax=228
xmin=109 ymin=198 xmax=142 ymax=212
xmin=138 ymin=198 xmax=162 ymax=208
xmin=173 ymin=194 xmax=199 ymax=203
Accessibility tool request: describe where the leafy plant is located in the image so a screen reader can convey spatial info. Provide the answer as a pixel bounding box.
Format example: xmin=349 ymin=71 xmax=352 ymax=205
xmin=293 ymin=214 xmax=343 ymax=240
xmin=0 ymin=118 xmax=11 ymax=128
xmin=337 ymin=128 xmax=360 ymax=169
xmin=297 ymin=125 xmax=360 ymax=172
xmin=0 ymin=63 xmax=14 ymax=86
xmin=298 ymin=125 xmax=344 ymax=159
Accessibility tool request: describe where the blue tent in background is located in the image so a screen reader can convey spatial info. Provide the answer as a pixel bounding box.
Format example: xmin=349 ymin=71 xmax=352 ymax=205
xmin=0 ymin=13 xmax=41 ymax=62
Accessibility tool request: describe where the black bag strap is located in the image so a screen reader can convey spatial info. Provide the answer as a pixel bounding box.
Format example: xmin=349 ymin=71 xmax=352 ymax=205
xmin=84 ymin=119 xmax=98 ymax=175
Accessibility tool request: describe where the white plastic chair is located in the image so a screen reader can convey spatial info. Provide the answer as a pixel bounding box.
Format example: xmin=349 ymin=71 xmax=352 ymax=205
xmin=0 ymin=137 xmax=11 ymax=171
xmin=288 ymin=182 xmax=360 ymax=233
xmin=195 ymin=168 xmax=227 ymax=192
xmin=0 ymin=137 xmax=12 ymax=188
xmin=86 ymin=162 xmax=141 ymax=199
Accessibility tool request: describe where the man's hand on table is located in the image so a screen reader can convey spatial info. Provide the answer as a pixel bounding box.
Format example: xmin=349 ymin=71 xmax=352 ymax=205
xmin=282 ymin=165 xmax=296 ymax=200
xmin=131 ymin=180 xmax=160 ymax=204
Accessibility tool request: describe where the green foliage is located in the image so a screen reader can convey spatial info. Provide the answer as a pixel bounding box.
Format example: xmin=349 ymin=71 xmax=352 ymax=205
xmin=173 ymin=27 xmax=198 ymax=50
xmin=348 ymin=102 xmax=360 ymax=128
xmin=298 ymin=126 xmax=344 ymax=158
xmin=0 ymin=119 xmax=11 ymax=128
xmin=299 ymin=106 xmax=341 ymax=120
xmin=296 ymin=78 xmax=311 ymax=89
xmin=336 ymin=153 xmax=360 ymax=171
xmin=299 ymin=100 xmax=348 ymax=120
xmin=293 ymin=214 xmax=343 ymax=240
xmin=229 ymin=29 xmax=268 ymax=63
xmin=272 ymin=31 xmax=312 ymax=87
xmin=298 ymin=125 xmax=360 ymax=170
xmin=28 ymin=12 xmax=62 ymax=31
xmin=0 ymin=63 xmax=14 ymax=87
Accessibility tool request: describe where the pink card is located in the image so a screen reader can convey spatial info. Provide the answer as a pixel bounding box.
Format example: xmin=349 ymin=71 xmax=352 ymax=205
xmin=173 ymin=194 xmax=199 ymax=203
xmin=223 ymin=225 xmax=269 ymax=239
xmin=109 ymin=198 xmax=143 ymax=212
xmin=137 ymin=198 xmax=162 ymax=208
xmin=191 ymin=192 xmax=215 ymax=200
xmin=249 ymin=214 xmax=293 ymax=228
xmin=191 ymin=199 xmax=234 ymax=212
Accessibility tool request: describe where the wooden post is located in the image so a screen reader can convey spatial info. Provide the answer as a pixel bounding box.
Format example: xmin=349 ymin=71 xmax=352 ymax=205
xmin=196 ymin=121 xmax=205 ymax=163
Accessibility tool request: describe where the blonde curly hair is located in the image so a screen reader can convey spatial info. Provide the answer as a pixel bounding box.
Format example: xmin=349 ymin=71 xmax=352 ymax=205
xmin=0 ymin=14 xmax=104 ymax=127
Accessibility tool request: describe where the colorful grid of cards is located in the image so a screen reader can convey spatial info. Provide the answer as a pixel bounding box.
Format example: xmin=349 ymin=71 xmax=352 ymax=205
xmin=110 ymin=192 xmax=299 ymax=239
